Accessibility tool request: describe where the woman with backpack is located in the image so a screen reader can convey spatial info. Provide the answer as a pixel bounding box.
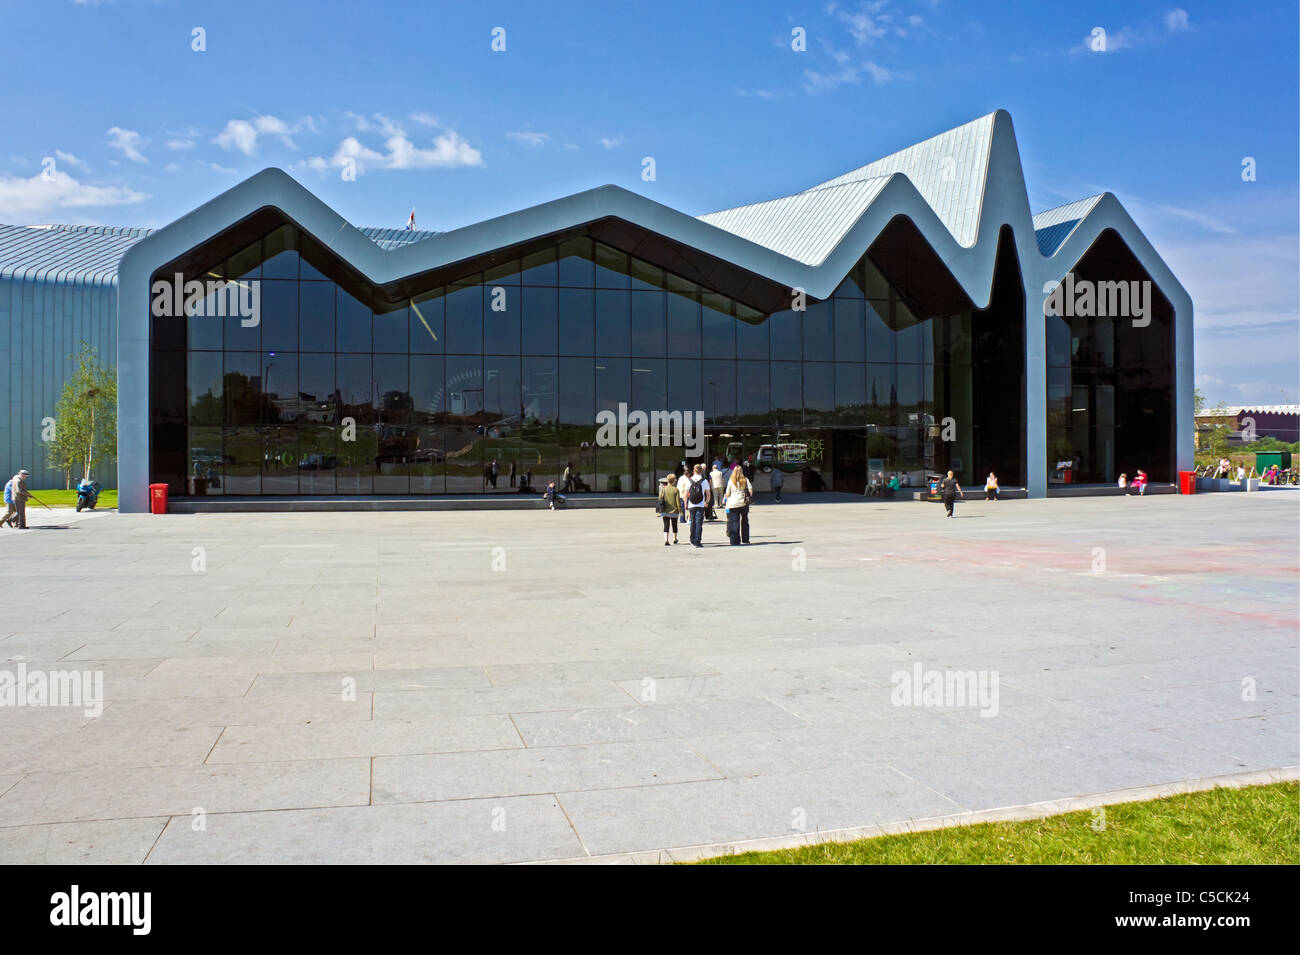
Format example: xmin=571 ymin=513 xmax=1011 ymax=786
xmin=724 ymin=467 xmax=752 ymax=545
xmin=657 ymin=474 xmax=681 ymax=545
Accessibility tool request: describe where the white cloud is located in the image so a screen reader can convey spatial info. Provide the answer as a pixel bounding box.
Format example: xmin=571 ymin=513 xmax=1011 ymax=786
xmin=301 ymin=119 xmax=483 ymax=176
xmin=838 ymin=2 xmax=890 ymax=44
xmin=599 ymin=137 xmax=622 ymax=150
xmin=410 ymin=112 xmax=440 ymax=127
xmin=1165 ymin=8 xmax=1190 ymax=32
xmin=214 ymin=115 xmax=304 ymax=156
xmin=53 ymin=150 xmax=86 ymax=170
xmin=803 ymin=59 xmax=897 ymax=93
xmin=0 ymin=168 xmax=147 ymax=220
xmin=506 ymin=131 xmax=549 ymax=147
xmin=166 ymin=139 xmax=195 ymax=151
xmin=106 ymin=127 xmax=147 ymax=162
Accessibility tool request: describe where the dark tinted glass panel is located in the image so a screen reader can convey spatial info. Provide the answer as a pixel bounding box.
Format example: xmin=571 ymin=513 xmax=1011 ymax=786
xmin=631 ymin=359 xmax=666 ymax=412
xmin=666 ymin=292 xmax=700 ymax=359
xmin=410 ymin=290 xmax=444 ymax=354
xmin=835 ymin=362 xmax=866 ymax=425
xmin=521 ymin=247 xmax=557 ymax=286
xmin=299 ymin=282 xmax=335 ymax=352
xmin=484 ymin=258 xmax=520 ymax=286
xmin=374 ymin=304 xmax=408 ymax=353
xmin=769 ymin=309 xmax=801 ymax=359
xmin=558 ymin=288 xmax=595 ymax=356
xmin=409 ymin=355 xmax=442 ymax=425
xmin=226 ymin=241 xmax=261 ymax=281
xmin=737 ymin=360 xmax=769 ymax=420
xmin=336 ymin=354 xmax=374 ymax=424
xmin=770 ymin=360 xmax=801 ymax=416
xmin=262 ymin=226 xmax=298 ymax=280
xmin=557 ymin=237 xmax=595 ymax=287
xmin=804 ymin=362 xmax=834 ymax=425
xmin=668 ymin=359 xmax=701 ymax=412
xmin=630 ymin=291 xmax=666 ymax=357
xmin=263 ymin=351 xmax=297 ymax=424
xmin=523 ymin=356 xmax=558 ymax=424
xmin=895 ymin=364 xmax=923 ymax=417
xmin=895 ymin=313 xmax=926 ymax=364
xmin=865 ymin=299 xmax=894 ymax=362
xmin=337 ymin=288 xmax=371 ymax=354
xmin=484 ymin=284 xmax=520 ymax=354
xmin=298 ymin=423 xmax=336 ymax=495
xmin=445 ymin=283 xmax=482 ymax=354
xmin=260 ymin=280 xmax=298 ymax=354
xmin=833 ymin=298 xmax=864 ymax=361
xmin=186 ymin=278 xmax=223 ymax=350
xmin=595 ymin=244 xmax=630 ymax=288
xmin=1047 ymin=313 xmax=1070 ymax=366
xmin=445 ymin=355 xmax=483 ymax=419
xmin=522 ymin=286 xmax=557 ymax=355
xmin=595 ymin=357 xmax=629 ymax=419
xmin=630 ymin=258 xmax=664 ymax=291
xmin=374 ymin=355 xmax=409 ymax=425
xmin=188 ymin=353 xmax=223 ymax=425
xmin=223 ymin=284 xmax=260 ymax=351
xmin=595 ymin=290 xmax=631 ymax=356
xmin=702 ymin=360 xmax=736 ymax=422
xmin=559 ymin=357 xmax=595 ymax=425
xmin=224 ymin=352 xmax=263 ymax=426
xmin=409 ymin=426 xmax=443 ymax=493
xmin=299 ymin=353 xmax=336 ymax=425
xmin=484 ymin=356 xmax=521 ymax=423
xmin=738 ymin=314 xmax=769 ymax=360
xmin=701 ymin=294 xmax=734 ymax=359
xmin=262 ymin=424 xmax=299 ymax=494
xmin=802 ymin=301 xmax=833 ymax=361
xmin=223 ymin=427 xmax=262 ymax=494
xmin=866 ymin=363 xmax=893 ymax=426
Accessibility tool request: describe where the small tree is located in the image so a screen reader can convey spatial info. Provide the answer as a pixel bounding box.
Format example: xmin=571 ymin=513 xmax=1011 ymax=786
xmin=48 ymin=343 xmax=116 ymax=486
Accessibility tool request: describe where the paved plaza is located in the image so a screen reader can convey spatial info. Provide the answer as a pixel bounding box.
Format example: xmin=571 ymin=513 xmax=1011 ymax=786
xmin=0 ymin=491 xmax=1296 ymax=863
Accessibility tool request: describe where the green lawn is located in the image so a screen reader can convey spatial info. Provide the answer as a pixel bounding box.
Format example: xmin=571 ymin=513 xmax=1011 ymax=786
xmin=698 ymin=782 xmax=1299 ymax=864
xmin=23 ymin=488 xmax=117 ymax=509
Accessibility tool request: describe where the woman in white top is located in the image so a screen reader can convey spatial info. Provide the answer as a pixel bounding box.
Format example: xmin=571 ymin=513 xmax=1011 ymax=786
xmin=724 ymin=468 xmax=752 ymax=545
xmin=984 ymin=472 xmax=999 ymax=501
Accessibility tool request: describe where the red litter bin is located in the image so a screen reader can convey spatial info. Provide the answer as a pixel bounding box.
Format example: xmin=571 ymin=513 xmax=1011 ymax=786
xmin=1178 ymin=470 xmax=1196 ymax=495
xmin=149 ymin=483 xmax=169 ymax=514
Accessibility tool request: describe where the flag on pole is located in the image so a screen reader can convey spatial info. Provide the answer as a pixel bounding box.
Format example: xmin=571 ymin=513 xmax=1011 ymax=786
xmin=405 ymin=209 xmax=415 ymax=231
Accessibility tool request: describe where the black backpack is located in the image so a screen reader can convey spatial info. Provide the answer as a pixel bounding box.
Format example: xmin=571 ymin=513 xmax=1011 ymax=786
xmin=688 ymin=479 xmax=705 ymax=505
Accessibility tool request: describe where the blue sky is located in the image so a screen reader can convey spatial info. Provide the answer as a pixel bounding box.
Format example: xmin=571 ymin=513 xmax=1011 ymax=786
xmin=1 ymin=0 xmax=1296 ymax=406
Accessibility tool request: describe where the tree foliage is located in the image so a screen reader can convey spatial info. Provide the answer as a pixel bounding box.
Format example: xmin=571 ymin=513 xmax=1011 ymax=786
xmin=47 ymin=343 xmax=116 ymax=486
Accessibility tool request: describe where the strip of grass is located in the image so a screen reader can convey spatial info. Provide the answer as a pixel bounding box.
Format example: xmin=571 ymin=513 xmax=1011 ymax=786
xmin=698 ymin=782 xmax=1299 ymax=864
xmin=23 ymin=489 xmax=117 ymax=510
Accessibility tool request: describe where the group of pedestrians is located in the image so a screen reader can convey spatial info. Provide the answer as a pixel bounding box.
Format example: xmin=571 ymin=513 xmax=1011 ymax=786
xmin=657 ymin=459 xmax=755 ymax=547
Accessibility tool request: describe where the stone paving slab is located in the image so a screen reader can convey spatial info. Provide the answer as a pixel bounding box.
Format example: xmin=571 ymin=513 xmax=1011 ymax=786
xmin=0 ymin=493 xmax=1295 ymax=863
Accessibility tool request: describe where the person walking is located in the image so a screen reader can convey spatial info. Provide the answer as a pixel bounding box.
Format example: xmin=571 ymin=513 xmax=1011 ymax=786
xmin=562 ymin=462 xmax=574 ymax=494
xmin=509 ymin=461 xmax=516 ymax=488
xmin=708 ymin=463 xmax=725 ymax=521
xmin=724 ymin=466 xmax=752 ymax=545
xmin=657 ymin=474 xmax=681 ymax=545
xmin=769 ymin=466 xmax=784 ymax=503
xmin=742 ymin=456 xmax=756 ymax=483
xmin=489 ymin=459 xmax=499 ymax=489
xmin=676 ymin=466 xmax=691 ymax=525
xmin=685 ymin=464 xmax=711 ymax=547
xmin=984 ymin=472 xmax=999 ymax=501
xmin=3 ymin=469 xmax=30 ymax=528
xmin=939 ymin=469 xmax=963 ymax=518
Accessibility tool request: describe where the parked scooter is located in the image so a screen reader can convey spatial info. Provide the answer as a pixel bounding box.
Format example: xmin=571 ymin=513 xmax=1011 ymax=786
xmin=76 ymin=477 xmax=102 ymax=512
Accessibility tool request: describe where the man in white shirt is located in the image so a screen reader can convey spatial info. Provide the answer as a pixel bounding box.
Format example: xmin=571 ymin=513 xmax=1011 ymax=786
xmin=676 ymin=466 xmax=691 ymax=525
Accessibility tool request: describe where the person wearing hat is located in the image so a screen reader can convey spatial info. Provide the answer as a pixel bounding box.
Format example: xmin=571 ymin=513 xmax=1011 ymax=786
xmin=3 ymin=468 xmax=31 ymax=528
xmin=656 ymin=473 xmax=681 ymax=545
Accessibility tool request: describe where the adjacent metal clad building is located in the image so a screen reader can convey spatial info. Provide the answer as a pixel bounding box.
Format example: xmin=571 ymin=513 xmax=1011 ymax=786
xmin=0 ymin=224 xmax=149 ymax=488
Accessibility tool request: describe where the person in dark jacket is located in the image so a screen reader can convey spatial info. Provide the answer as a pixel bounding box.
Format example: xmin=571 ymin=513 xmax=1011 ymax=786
xmin=939 ymin=470 xmax=963 ymax=518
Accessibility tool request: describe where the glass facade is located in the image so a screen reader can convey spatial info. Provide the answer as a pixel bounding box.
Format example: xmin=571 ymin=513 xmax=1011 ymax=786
xmin=149 ymin=219 xmax=1169 ymax=497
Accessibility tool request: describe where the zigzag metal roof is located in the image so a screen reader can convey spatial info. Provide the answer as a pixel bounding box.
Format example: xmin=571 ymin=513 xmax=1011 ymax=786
xmin=0 ymin=222 xmax=440 ymax=283
xmin=1032 ymin=195 xmax=1105 ymax=256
